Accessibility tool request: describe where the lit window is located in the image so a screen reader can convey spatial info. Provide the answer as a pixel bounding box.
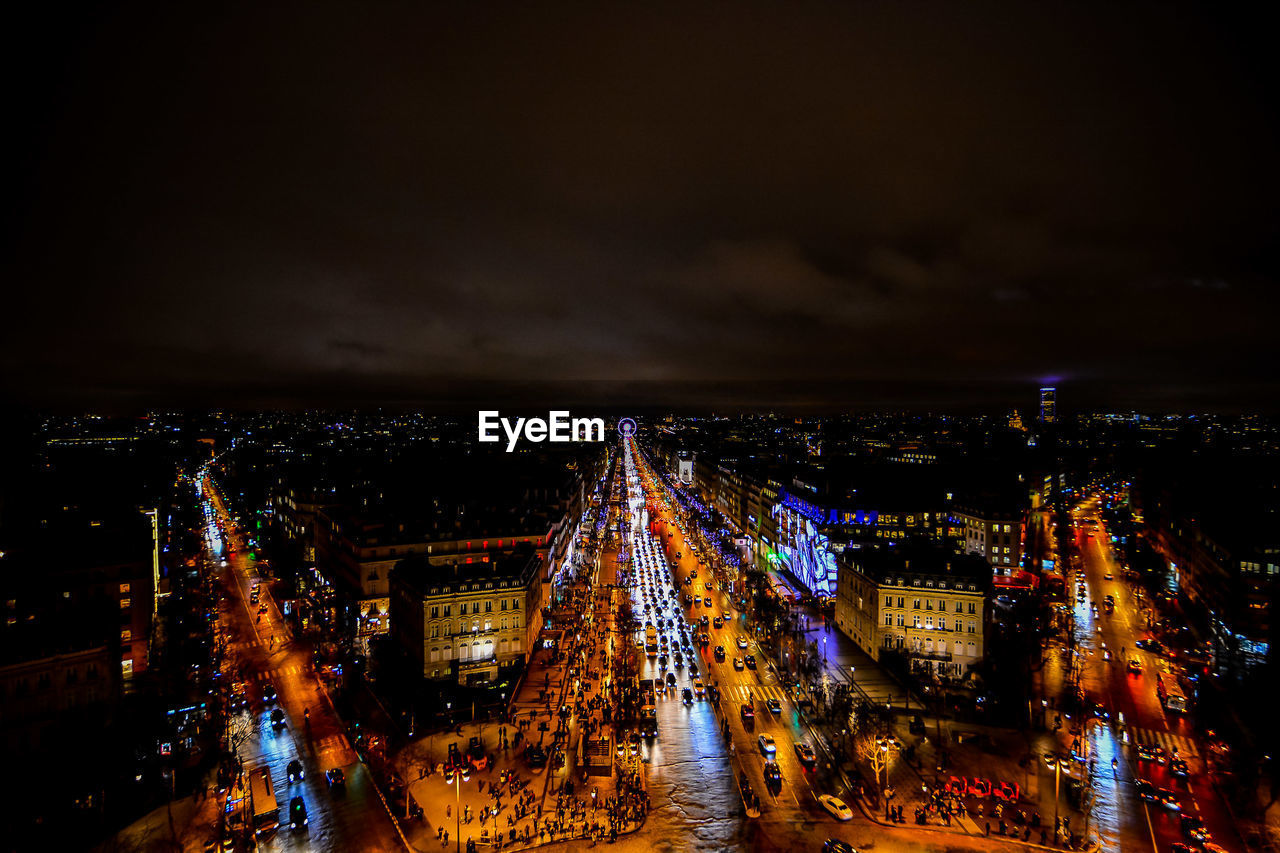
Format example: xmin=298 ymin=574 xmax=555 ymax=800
xmin=121 ymin=629 xmax=132 ymax=643
xmin=119 ymin=583 xmax=131 ymax=594
xmin=120 ymin=598 xmax=131 ymax=609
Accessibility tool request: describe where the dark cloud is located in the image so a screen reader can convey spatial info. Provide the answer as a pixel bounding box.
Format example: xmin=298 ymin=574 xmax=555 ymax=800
xmin=4 ymin=1 xmax=1278 ymax=411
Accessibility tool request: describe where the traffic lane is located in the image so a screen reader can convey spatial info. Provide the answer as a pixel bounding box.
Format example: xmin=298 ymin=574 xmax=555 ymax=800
xmin=733 ymin=694 xmax=823 ymax=818
xmin=1077 ymin=523 xmax=1220 ymax=851
xmin=209 ymin=513 xmax=378 ymax=846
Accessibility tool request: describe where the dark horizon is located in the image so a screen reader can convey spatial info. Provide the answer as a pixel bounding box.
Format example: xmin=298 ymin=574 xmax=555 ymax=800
xmin=6 ymin=376 xmax=1278 ymax=419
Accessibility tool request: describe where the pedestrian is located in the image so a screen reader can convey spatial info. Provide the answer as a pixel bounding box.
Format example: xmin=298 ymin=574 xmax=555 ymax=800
xmin=985 ymin=820 xmax=991 ymax=837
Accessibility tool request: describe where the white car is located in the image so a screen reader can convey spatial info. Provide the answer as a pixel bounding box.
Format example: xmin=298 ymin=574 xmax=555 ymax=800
xmin=737 ymin=636 xmax=749 ymax=649
xmin=757 ymin=734 xmax=777 ymax=754
xmin=819 ymin=794 xmax=854 ymax=820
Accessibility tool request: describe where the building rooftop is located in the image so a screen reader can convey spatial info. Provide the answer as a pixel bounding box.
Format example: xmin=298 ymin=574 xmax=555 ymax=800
xmin=392 ymin=543 xmax=541 ymax=595
xmin=841 ymin=542 xmax=992 ymax=588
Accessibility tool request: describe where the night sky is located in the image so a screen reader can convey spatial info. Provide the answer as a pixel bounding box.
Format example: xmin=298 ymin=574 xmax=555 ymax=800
xmin=5 ymin=2 xmax=1278 ymax=412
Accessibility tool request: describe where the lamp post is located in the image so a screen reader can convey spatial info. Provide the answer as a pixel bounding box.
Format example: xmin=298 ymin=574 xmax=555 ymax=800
xmin=823 ymin=636 xmax=828 ymax=663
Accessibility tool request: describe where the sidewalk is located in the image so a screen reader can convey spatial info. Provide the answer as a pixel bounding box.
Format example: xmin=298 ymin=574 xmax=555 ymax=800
xmin=393 ymin=498 xmax=652 ymax=851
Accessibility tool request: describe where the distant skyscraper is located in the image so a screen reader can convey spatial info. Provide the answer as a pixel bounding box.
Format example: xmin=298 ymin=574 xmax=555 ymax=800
xmin=1039 ymin=387 xmax=1057 ymax=424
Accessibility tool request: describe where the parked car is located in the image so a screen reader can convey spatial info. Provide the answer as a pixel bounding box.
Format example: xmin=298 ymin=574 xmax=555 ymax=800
xmin=994 ymin=781 xmax=1020 ymax=802
xmin=966 ymin=777 xmax=992 ymax=798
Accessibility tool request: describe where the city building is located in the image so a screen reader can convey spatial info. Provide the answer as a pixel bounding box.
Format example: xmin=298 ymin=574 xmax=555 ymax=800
xmin=835 ymin=544 xmax=991 ymax=679
xmin=0 ymin=506 xmax=160 ymax=752
xmin=389 ymin=544 xmax=542 ymax=686
xmin=951 ymin=494 xmax=1027 ymax=575
xmin=1039 ymin=387 xmax=1057 ymax=424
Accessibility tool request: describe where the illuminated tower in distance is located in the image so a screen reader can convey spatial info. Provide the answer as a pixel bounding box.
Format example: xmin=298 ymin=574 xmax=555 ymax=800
xmin=1039 ymin=387 xmax=1057 ymax=424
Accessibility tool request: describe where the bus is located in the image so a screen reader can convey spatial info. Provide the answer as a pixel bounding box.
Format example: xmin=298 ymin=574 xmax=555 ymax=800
xmin=249 ymin=767 xmax=278 ymax=836
xmin=644 ymin=625 xmax=658 ymax=657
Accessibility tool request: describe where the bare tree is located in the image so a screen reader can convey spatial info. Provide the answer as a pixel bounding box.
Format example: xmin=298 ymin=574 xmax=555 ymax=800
xmin=854 ymin=731 xmax=898 ymax=799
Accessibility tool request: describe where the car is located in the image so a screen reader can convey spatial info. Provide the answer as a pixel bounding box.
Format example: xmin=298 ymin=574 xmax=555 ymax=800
xmin=681 ymin=688 xmax=693 ymax=704
xmin=1135 ymin=779 xmax=1158 ymax=802
xmin=271 ymin=708 xmax=286 ymax=728
xmin=966 ymin=777 xmax=992 ymax=798
xmin=628 ymin=733 xmax=641 ymax=755
xmin=758 ymin=734 xmax=777 ymax=754
xmin=1104 ymin=571 xmax=1114 ymax=580
xmin=1170 ymin=758 xmax=1190 ymax=777
xmin=657 ymin=655 xmax=668 ymax=668
xmin=822 ymin=840 xmax=857 ymax=853
xmin=1128 ymin=659 xmax=1143 ymax=673
xmin=1157 ymin=788 xmax=1181 ymax=810
xmin=703 ymin=597 xmax=712 ymax=607
xmin=666 ymin=672 xmax=676 ymax=687
xmin=1170 ymin=845 xmax=1198 ymax=853
xmin=263 ymin=685 xmax=277 ymax=704
xmin=1093 ymin=703 xmax=1110 ymax=720
xmin=693 ymin=679 xmax=705 ymax=696
xmin=1137 ymin=744 xmax=1167 ymax=764
xmin=733 ymin=657 xmax=745 ymax=670
xmin=1180 ymin=814 xmax=1211 ymax=841
xmin=994 ymin=781 xmax=1020 ymax=802
xmin=763 ymin=761 xmax=782 ymax=787
xmin=819 ymin=794 xmax=854 ymax=820
xmin=287 ymin=759 xmax=303 ymax=782
xmin=946 ymin=775 xmax=967 ymax=795
xmin=289 ymin=796 xmax=308 ymax=830
xmin=744 ymin=654 xmax=757 ymax=670
xmin=794 ymin=743 xmax=817 ymax=767
xmin=258 ymin=603 xmax=269 ymax=614
xmin=737 ymin=636 xmax=749 ymax=649
xmin=766 ymin=698 xmax=782 ymax=714
xmin=713 ymin=617 xmax=723 ymax=629
xmin=740 ymin=703 xmax=754 ymax=720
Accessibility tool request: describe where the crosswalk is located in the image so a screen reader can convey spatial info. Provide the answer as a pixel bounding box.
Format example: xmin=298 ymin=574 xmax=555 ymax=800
xmin=237 ymin=664 xmax=310 ymax=682
xmin=724 ymin=684 xmax=792 ymax=704
xmin=1125 ymin=726 xmax=1197 ymax=758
